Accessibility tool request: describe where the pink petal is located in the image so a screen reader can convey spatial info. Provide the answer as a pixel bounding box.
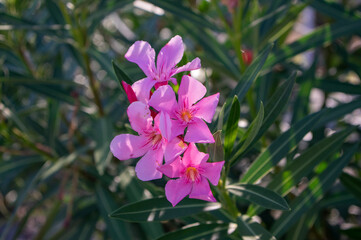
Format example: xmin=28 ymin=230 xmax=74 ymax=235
xmin=125 ymin=40 xmax=155 ymax=77
xmin=200 ymin=161 xmax=225 ymax=186
xmin=189 ymin=177 xmax=216 ymax=202
xmin=148 ymin=85 xmax=177 ymax=114
xmin=182 ymin=143 xmax=209 ymax=166
xmin=165 ymin=178 xmax=192 ymax=207
xmin=127 ymin=101 xmax=153 ymax=134
xmin=132 ymin=77 xmax=156 ymax=103
xmin=164 ymin=137 xmax=188 ymax=163
xmin=173 ymin=57 xmax=201 ymax=75
xmin=178 ymin=75 xmax=206 ymax=106
xmin=157 ymin=35 xmax=184 ymax=73
xmin=121 ymin=81 xmax=137 ymax=103
xmin=184 ymin=118 xmax=215 ymax=143
xmin=135 ymin=148 xmax=163 ymax=181
xmin=158 ymin=156 xmax=184 ymax=178
xmin=159 ymin=112 xmax=172 ymax=141
xmin=193 ymin=93 xmax=219 ymax=123
xmin=110 ymin=134 xmax=148 ymax=160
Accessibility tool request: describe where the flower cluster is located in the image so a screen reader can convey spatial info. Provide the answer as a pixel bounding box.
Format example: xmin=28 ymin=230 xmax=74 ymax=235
xmin=110 ymin=36 xmax=224 ymax=206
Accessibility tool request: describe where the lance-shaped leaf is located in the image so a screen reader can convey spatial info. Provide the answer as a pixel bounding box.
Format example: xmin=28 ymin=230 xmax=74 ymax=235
xmin=109 ymin=197 xmax=221 ymax=222
xmin=247 ymin=127 xmax=355 ymax=216
xmin=224 ymin=96 xmax=240 ymax=158
xmin=208 ymin=130 xmax=224 ymax=162
xmin=156 ymin=223 xmax=234 ymax=240
xmin=271 ymin=143 xmax=358 ymax=237
xmin=227 ymin=184 xmax=289 ymax=210
xmin=340 ymin=172 xmax=361 ymax=203
xmin=240 ymin=111 xmax=322 ymax=184
xmin=112 ymin=60 xmax=134 ymax=86
xmin=266 ymin=19 xmax=361 ymax=67
xmin=230 ymin=102 xmax=264 ymax=165
xmin=237 ymin=216 xmax=276 ymax=240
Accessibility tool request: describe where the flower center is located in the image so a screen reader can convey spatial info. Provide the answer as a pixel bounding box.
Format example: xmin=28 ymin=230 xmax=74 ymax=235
xmin=180 ymin=110 xmax=192 ymax=122
xmin=185 ymin=167 xmax=200 ymax=182
xmin=151 ymin=133 xmax=163 ymax=147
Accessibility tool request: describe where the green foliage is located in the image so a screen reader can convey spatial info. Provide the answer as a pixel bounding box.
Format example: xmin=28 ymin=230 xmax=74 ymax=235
xmin=1 ymin=0 xmax=360 ymax=239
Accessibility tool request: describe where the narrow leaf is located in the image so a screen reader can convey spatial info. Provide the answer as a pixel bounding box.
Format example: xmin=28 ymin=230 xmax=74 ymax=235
xmin=227 ymin=184 xmax=289 ymax=210
xmin=109 ymin=197 xmax=221 ymax=222
xmin=224 ymin=96 xmax=240 ymax=158
xmin=237 ymin=216 xmax=276 ymax=240
xmin=340 ymin=172 xmax=361 ymax=203
xmin=112 ymin=60 xmax=134 ymax=86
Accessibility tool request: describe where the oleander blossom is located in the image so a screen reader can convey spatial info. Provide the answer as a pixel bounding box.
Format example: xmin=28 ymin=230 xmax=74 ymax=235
xmin=125 ymin=35 xmax=201 ymax=102
xmin=110 ymin=101 xmax=187 ymax=181
xmin=158 ymin=143 xmax=225 ymax=206
xmin=149 ymin=75 xmax=219 ymax=143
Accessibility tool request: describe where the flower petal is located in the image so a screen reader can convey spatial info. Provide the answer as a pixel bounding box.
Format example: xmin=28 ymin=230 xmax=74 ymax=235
xmin=182 ymin=143 xmax=209 ymax=166
xmin=184 ymin=118 xmax=215 ymax=143
xmin=165 ymin=178 xmax=192 ymax=207
xmin=178 ymin=75 xmax=206 ymax=106
xmin=127 ymin=101 xmax=153 ymax=134
xmin=135 ymin=148 xmax=163 ymax=181
xmin=193 ymin=93 xmax=219 ymax=123
xmin=121 ymin=81 xmax=137 ymax=103
xmin=110 ymin=134 xmax=148 ymax=160
xmin=148 ymin=85 xmax=177 ymax=114
xmin=157 ymin=35 xmax=184 ymax=72
xmin=158 ymin=156 xmax=184 ymax=178
xmin=164 ymin=137 xmax=188 ymax=163
xmin=173 ymin=57 xmax=201 ymax=75
xmin=159 ymin=111 xmax=172 ymax=141
xmin=189 ymin=177 xmax=216 ymax=202
xmin=200 ymin=161 xmax=225 ymax=186
xmin=132 ymin=77 xmax=156 ymax=103
xmin=125 ymin=40 xmax=155 ymax=77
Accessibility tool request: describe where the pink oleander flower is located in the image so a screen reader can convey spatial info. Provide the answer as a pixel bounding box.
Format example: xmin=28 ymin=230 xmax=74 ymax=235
xmin=125 ymin=35 xmax=201 ymax=102
xmin=121 ymin=81 xmax=137 ymax=104
xmin=149 ymin=75 xmax=219 ymax=143
xmin=110 ymin=101 xmax=187 ymax=181
xmin=158 ymin=143 xmax=224 ymax=206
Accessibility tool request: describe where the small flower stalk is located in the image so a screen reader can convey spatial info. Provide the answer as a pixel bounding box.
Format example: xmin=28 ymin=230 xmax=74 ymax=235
xmin=110 ymin=36 xmax=224 ymax=206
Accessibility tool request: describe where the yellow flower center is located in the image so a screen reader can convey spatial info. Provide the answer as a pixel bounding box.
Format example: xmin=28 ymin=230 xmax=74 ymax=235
xmin=185 ymin=167 xmax=199 ymax=182
xmin=181 ymin=110 xmax=192 ymax=122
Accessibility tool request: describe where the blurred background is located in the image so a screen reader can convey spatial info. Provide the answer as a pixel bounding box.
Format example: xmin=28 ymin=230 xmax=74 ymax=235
xmin=1 ymin=0 xmax=361 ymax=239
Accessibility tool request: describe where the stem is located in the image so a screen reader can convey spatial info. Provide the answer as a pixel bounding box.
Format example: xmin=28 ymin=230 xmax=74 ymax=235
xmin=83 ymin=53 xmax=104 ymax=117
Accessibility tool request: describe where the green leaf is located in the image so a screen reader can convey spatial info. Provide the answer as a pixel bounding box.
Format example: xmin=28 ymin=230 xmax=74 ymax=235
xmin=109 ymin=197 xmax=221 ymax=222
xmin=240 ymin=111 xmax=322 ymax=184
xmin=112 ymin=60 xmax=134 ymax=86
xmin=256 ymin=72 xmax=295 ymax=138
xmin=314 ymin=78 xmax=361 ymax=95
xmin=208 ymin=130 xmax=224 ymax=162
xmin=230 ymin=102 xmax=264 ymax=165
xmin=266 ymin=19 xmax=361 ymax=66
xmin=93 ymin=118 xmax=113 ymax=175
xmin=181 ymin=22 xmax=240 ymax=77
xmin=314 ymin=97 xmax=361 ymax=128
xmin=228 ymin=43 xmax=273 ymax=105
xmin=224 ymin=96 xmax=240 ymax=158
xmin=340 ymin=172 xmax=361 ymax=203
xmin=271 ymin=143 xmax=358 ymax=237
xmin=227 ymin=184 xmax=289 ymax=210
xmin=237 ymin=216 xmax=276 ymax=240
xmin=95 ymin=182 xmax=132 ymax=239
xmin=247 ymin=127 xmax=355 ymax=216
xmin=147 ymin=0 xmax=218 ymax=31
xmin=156 ymin=223 xmax=233 ymax=240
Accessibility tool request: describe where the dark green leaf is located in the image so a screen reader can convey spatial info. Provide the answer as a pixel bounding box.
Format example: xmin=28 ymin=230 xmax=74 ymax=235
xmin=156 ymin=223 xmax=233 ymax=240
xmin=112 ymin=60 xmax=134 ymax=86
xmin=110 ymin=197 xmax=221 ymax=222
xmin=340 ymin=172 xmax=361 ymax=203
xmin=224 ymin=96 xmax=240 ymax=158
xmin=237 ymin=216 xmax=276 ymax=240
xmin=271 ymin=143 xmax=358 ymax=237
xmin=227 ymin=184 xmax=289 ymax=210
